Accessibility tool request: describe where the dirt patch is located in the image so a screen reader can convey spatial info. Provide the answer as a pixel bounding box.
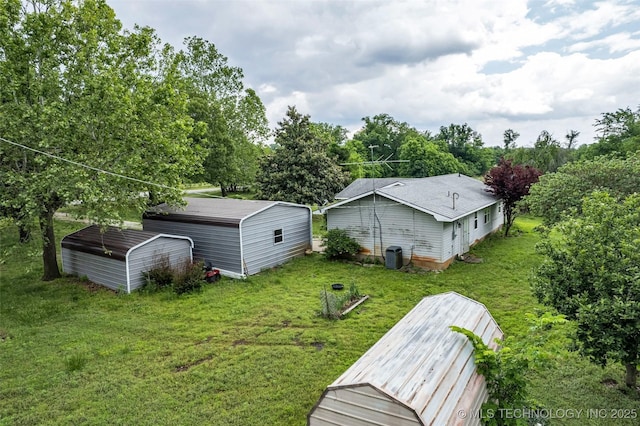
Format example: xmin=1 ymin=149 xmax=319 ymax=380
xmin=461 ymin=254 xmax=483 ymax=263
xmin=232 ymin=339 xmax=249 ymax=346
xmin=0 ymin=329 xmax=10 ymax=342
xmin=310 ymin=342 xmax=324 ymax=351
xmin=174 ymin=354 xmax=214 ymax=372
xmin=601 ymin=378 xmax=618 ymax=388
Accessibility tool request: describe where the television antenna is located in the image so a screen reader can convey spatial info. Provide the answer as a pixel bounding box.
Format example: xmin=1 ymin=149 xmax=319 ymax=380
xmin=340 ymin=144 xmax=408 ymax=170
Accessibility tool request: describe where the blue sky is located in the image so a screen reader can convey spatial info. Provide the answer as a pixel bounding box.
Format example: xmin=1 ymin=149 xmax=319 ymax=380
xmin=107 ymin=0 xmax=640 ymax=147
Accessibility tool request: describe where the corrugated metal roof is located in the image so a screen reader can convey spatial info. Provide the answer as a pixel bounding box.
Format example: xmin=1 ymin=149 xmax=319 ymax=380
xmin=325 ymin=174 xmax=498 ymax=221
xmin=315 ymin=291 xmax=503 ymax=425
xmin=144 ymin=198 xmax=284 ymax=227
xmin=61 ymin=225 xmax=169 ymax=261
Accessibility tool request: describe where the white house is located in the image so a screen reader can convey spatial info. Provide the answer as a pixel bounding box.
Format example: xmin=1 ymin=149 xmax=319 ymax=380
xmin=322 ymin=174 xmax=503 ymax=270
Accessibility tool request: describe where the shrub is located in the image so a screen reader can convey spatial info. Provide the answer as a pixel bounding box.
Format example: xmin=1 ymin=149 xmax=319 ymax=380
xmin=142 ymin=259 xmax=204 ymax=295
xmin=143 ymin=256 xmax=173 ymax=291
xmin=323 ymin=229 xmax=360 ymax=260
xmin=172 ymin=260 xmax=204 ymax=295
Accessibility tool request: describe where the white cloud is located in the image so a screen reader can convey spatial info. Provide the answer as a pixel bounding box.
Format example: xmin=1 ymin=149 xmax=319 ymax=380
xmin=107 ymin=0 xmax=640 ymax=147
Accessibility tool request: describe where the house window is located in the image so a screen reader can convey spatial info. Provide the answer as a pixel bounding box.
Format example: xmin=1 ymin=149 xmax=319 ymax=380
xmin=274 ymin=229 xmax=283 ymax=244
xmin=474 ymin=212 xmax=478 ymax=229
xmin=484 ymin=209 xmax=490 ymax=224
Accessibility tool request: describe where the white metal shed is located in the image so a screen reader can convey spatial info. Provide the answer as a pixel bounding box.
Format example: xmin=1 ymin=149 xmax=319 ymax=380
xmin=61 ymin=225 xmax=193 ymax=293
xmin=143 ymin=197 xmax=312 ymax=278
xmin=308 ymin=292 xmax=503 ymax=426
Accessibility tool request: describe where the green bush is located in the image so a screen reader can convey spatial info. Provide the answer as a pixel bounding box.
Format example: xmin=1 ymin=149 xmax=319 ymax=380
xmin=142 ymin=259 xmax=204 ymax=295
xmin=323 ymin=229 xmax=360 ymax=260
xmin=172 ymin=260 xmax=204 ymax=295
xmin=143 ymin=256 xmax=173 ymax=291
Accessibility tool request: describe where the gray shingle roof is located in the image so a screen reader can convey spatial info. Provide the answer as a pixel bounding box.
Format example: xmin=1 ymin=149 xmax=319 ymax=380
xmin=325 ymin=174 xmax=498 ymax=222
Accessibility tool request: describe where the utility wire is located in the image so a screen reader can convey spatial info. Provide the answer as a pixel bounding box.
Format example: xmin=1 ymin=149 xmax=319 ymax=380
xmin=0 ymin=136 xmax=227 ymax=199
xmin=0 ymin=135 xmax=181 ymax=191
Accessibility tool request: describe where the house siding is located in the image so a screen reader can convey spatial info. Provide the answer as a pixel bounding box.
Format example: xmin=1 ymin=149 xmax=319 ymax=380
xmin=327 ymin=194 xmax=443 ymax=267
xmin=62 ymin=249 xmax=127 ymax=291
xmin=143 ymin=219 xmax=242 ymax=275
xmin=241 ymin=205 xmax=311 ymax=275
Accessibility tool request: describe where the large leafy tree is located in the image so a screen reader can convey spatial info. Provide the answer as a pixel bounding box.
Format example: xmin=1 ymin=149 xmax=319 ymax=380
xmin=525 ymin=153 xmax=640 ymax=225
xmin=484 ymin=158 xmax=541 ymax=236
xmin=398 ymin=135 xmax=464 ymax=177
xmin=350 ymin=113 xmax=420 ymax=177
xmin=505 ymin=130 xmax=574 ymax=174
xmin=435 ymin=123 xmax=494 ymax=176
xmin=176 ymin=37 xmax=268 ymax=195
xmin=0 ymin=0 xmax=200 ymax=280
xmin=256 ymin=106 xmax=349 ymax=205
xmin=532 ymin=192 xmax=640 ymax=387
xmin=577 ymin=106 xmax=640 ymax=160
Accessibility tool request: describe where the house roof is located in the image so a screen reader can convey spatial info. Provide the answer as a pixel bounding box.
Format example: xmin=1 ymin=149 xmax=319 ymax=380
xmin=324 ymin=174 xmax=498 ymax=222
xmin=144 ymin=197 xmax=308 ymax=227
xmin=318 ymin=292 xmax=503 ymax=425
xmin=61 ymin=225 xmax=193 ymax=261
xmin=334 ymin=178 xmax=418 ymax=200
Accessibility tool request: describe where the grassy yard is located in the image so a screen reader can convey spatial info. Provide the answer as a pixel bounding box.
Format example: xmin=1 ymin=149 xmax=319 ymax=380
xmin=0 ymin=218 xmax=637 ymax=425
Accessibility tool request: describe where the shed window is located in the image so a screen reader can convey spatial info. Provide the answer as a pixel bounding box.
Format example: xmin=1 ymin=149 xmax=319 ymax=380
xmin=484 ymin=209 xmax=490 ymax=224
xmin=274 ymin=229 xmax=283 ymax=244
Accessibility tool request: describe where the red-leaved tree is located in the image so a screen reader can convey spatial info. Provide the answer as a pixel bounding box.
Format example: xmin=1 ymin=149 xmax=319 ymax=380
xmin=484 ymin=158 xmax=542 ymax=236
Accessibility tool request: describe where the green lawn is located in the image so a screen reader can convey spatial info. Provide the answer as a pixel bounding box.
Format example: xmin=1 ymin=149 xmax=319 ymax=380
xmin=0 ymin=218 xmax=637 ymax=425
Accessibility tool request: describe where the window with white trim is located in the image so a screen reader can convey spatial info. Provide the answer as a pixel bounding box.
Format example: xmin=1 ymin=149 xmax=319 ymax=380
xmin=474 ymin=212 xmax=478 ymax=229
xmin=484 ymin=209 xmax=490 ymax=224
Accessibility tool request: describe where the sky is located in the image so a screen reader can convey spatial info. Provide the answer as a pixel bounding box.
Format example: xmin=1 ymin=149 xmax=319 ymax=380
xmin=107 ymin=0 xmax=640 ymax=147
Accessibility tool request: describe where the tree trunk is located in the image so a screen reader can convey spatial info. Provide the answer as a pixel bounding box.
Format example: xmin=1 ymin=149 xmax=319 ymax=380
xmin=19 ymin=224 xmax=31 ymax=243
xmin=503 ymin=207 xmax=513 ymax=237
xmin=625 ymin=363 xmax=637 ymax=388
xmin=219 ymin=182 xmax=227 ymax=197
xmin=40 ymin=209 xmax=61 ymax=281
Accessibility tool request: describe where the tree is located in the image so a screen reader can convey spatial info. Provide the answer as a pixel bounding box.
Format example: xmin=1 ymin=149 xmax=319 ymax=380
xmin=577 ymin=106 xmax=640 ymax=160
xmin=503 ymin=128 xmax=519 ymax=151
xmin=398 ymin=135 xmax=464 ymax=177
xmin=484 ymin=158 xmax=541 ymax=236
xmin=0 ymin=0 xmax=200 ymax=280
xmin=532 ymin=192 xmax=640 ymax=387
xmin=176 ymin=37 xmax=268 ymax=195
xmin=436 ymin=123 xmax=494 ymax=176
xmin=525 ymin=153 xmax=640 ymax=225
xmin=350 ymin=113 xmax=419 ymax=177
xmin=255 ymin=106 xmax=349 ymax=205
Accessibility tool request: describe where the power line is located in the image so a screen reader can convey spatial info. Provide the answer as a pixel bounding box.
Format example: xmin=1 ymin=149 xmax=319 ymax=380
xmin=1 ymin=135 xmax=183 ymax=193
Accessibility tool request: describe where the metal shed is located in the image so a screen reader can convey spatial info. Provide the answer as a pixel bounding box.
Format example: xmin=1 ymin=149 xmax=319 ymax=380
xmin=61 ymin=225 xmax=193 ymax=293
xmin=143 ymin=197 xmax=312 ymax=279
xmin=308 ymin=292 xmax=503 ymax=426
